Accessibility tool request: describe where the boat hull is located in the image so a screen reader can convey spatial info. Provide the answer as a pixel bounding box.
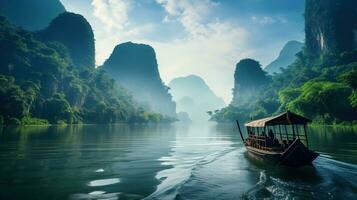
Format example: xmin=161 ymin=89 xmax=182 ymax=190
xmin=246 ymin=139 xmax=319 ymax=167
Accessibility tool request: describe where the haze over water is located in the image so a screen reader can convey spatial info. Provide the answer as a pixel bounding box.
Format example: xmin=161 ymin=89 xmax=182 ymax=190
xmin=0 ymin=123 xmax=356 ymax=199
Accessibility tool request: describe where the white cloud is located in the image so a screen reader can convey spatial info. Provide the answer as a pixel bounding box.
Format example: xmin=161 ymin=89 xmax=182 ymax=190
xmin=60 ymin=0 xmax=304 ymax=104
xmin=149 ymin=26 xmax=251 ymax=103
xmin=251 ymin=16 xmax=275 ymax=25
xmin=153 ymin=0 xmax=251 ymax=102
xmin=90 ymin=0 xmax=156 ymax=66
xmin=251 ymin=15 xmax=288 ymax=25
xmin=94 ymin=23 xmax=156 ymax=66
xmin=156 ymin=0 xmax=218 ymax=36
xmin=91 ymin=0 xmax=131 ymax=31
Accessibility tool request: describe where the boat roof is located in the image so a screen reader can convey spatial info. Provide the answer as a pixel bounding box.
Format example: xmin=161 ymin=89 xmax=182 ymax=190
xmin=245 ymin=111 xmax=311 ymax=127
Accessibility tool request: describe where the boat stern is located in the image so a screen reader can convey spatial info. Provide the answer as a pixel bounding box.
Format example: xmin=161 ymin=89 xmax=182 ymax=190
xmin=280 ymin=139 xmax=319 ymax=167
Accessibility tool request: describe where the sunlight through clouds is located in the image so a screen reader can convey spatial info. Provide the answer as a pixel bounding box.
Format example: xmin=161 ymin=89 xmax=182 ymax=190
xmin=60 ymin=0 xmax=304 ymax=103
xmin=85 ymin=0 xmax=251 ymax=102
xmin=152 ymin=0 xmax=250 ymax=102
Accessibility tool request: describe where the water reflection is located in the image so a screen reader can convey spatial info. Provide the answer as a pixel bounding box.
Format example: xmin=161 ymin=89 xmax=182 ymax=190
xmin=0 ymin=124 xmax=175 ymax=200
xmin=308 ymin=126 xmax=357 ymax=164
xmin=147 ymin=122 xmax=256 ymax=199
xmin=88 ymin=178 xmax=120 ymax=187
xmin=149 ymin=124 xmax=357 ymax=200
xmin=0 ymin=123 xmax=356 ymax=199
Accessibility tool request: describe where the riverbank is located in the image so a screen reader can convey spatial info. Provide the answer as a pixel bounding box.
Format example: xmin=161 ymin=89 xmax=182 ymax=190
xmin=0 ymin=116 xmax=177 ymax=126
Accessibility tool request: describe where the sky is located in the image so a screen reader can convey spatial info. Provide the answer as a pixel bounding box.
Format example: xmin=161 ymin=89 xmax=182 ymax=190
xmin=60 ymin=0 xmax=305 ymax=103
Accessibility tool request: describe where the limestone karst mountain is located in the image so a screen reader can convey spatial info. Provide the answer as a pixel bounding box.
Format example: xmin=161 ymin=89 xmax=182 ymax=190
xmin=305 ymin=0 xmax=357 ymax=57
xmin=232 ymin=59 xmax=269 ymax=106
xmin=38 ymin=12 xmax=95 ymax=68
xmin=102 ymin=42 xmax=176 ymax=117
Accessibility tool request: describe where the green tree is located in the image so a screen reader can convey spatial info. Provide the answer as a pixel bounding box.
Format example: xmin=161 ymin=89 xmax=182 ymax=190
xmin=43 ymin=93 xmax=74 ymax=124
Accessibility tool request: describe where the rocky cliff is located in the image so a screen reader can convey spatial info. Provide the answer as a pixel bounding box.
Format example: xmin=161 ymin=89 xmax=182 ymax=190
xmin=0 ymin=0 xmax=65 ymax=31
xmin=265 ymin=41 xmax=303 ymax=74
xmin=102 ymin=42 xmax=176 ymax=117
xmin=38 ymin=12 xmax=95 ymax=68
xmin=232 ymin=59 xmax=269 ymax=106
xmin=305 ymin=0 xmax=357 ymax=57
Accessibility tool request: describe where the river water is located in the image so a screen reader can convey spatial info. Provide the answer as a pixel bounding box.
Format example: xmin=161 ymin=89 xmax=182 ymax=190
xmin=0 ymin=123 xmax=356 ymax=200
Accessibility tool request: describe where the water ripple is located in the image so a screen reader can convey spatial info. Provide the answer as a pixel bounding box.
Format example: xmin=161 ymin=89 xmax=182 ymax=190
xmin=87 ymin=178 xmax=120 ymax=187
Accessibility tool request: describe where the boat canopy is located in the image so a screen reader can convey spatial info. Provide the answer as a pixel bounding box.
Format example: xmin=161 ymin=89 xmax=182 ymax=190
xmin=245 ymin=111 xmax=311 ymax=127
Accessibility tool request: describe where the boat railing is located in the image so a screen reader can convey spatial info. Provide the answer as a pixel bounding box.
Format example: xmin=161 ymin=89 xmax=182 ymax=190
xmin=274 ymin=133 xmax=308 ymax=140
xmin=246 ymin=135 xmax=282 ymax=152
xmin=247 ymin=135 xmax=307 ymax=142
xmin=246 ymin=133 xmax=308 ymax=152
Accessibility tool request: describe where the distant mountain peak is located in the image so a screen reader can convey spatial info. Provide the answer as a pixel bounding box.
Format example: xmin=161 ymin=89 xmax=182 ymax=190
xmin=264 ymin=40 xmax=303 ymax=74
xmin=170 ymin=75 xmax=208 ymax=88
xmin=169 ymin=75 xmax=225 ymax=121
xmin=279 ymin=41 xmax=303 ymax=57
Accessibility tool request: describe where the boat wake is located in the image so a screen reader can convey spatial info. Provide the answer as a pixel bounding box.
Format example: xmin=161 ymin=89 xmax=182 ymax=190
xmin=242 ymin=155 xmax=357 ymax=200
xmin=145 ymin=145 xmax=241 ymax=200
xmin=241 ymin=171 xmax=321 ymax=199
xmin=146 ymin=146 xmax=357 ymax=200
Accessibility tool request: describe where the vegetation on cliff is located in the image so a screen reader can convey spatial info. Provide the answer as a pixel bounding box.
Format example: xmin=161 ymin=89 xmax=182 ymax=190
xmin=0 ymin=17 xmax=173 ymax=125
xmin=211 ymin=50 xmax=357 ymax=124
xmin=210 ymin=59 xmax=273 ymax=122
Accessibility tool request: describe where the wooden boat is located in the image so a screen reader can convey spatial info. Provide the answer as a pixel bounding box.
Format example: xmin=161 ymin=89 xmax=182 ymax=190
xmin=236 ymin=111 xmax=319 ymax=167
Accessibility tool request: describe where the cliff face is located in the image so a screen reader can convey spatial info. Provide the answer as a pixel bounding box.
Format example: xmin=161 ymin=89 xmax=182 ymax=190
xmin=39 ymin=12 xmax=95 ymax=68
xmin=169 ymin=75 xmax=225 ymax=121
xmin=232 ymin=59 xmax=269 ymax=106
xmin=265 ymin=41 xmax=303 ymax=74
xmin=305 ymin=0 xmax=357 ymax=57
xmin=102 ymin=42 xmax=176 ymax=117
xmin=0 ymin=0 xmax=65 ymax=31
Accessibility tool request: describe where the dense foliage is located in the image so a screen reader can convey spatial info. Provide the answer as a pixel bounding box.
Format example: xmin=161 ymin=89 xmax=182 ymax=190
xmin=0 ymin=17 xmax=174 ymax=125
xmin=279 ymin=81 xmax=353 ymax=123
